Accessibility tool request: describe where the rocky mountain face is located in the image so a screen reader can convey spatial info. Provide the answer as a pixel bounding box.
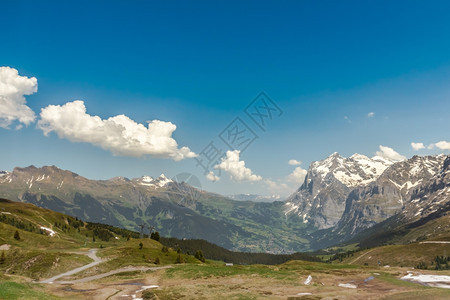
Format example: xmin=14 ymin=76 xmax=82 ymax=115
xmin=0 ymin=165 xmax=310 ymax=253
xmin=284 ymin=152 xmax=393 ymax=229
xmin=332 ymin=155 xmax=446 ymax=237
xmin=346 ymin=155 xmax=450 ymax=249
xmin=402 ymin=155 xmax=450 ymax=221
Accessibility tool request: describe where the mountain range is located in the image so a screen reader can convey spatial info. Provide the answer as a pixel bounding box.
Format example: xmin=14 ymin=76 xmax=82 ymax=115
xmin=1 ymin=152 xmax=449 ymax=253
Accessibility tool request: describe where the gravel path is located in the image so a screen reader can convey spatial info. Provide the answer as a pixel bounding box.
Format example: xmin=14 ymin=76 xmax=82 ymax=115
xmin=53 ymin=266 xmax=172 ymax=284
xmin=38 ymin=248 xmax=172 ymax=284
xmin=39 ymin=248 xmax=103 ymax=283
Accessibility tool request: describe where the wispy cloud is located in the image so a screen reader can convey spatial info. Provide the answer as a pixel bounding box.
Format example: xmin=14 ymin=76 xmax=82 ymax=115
xmin=37 ymin=100 xmax=197 ymax=160
xmin=0 ymin=67 xmax=37 ymax=129
xmin=367 ymin=112 xmax=375 ymax=118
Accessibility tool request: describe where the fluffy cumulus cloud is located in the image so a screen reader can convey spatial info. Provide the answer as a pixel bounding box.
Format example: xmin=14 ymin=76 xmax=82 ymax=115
xmin=206 ymin=171 xmax=220 ymax=182
xmin=433 ymin=141 xmax=450 ymax=150
xmin=0 ymin=67 xmax=37 ymax=129
xmin=411 ymin=141 xmax=450 ymax=151
xmin=375 ymin=145 xmax=406 ymax=161
xmin=37 ymin=100 xmax=197 ymax=160
xmin=287 ymin=166 xmax=307 ymax=184
xmin=367 ymin=112 xmax=375 ymax=118
xmin=214 ymin=150 xmax=262 ymax=182
xmin=288 ymin=159 xmax=302 ymax=166
xmin=411 ymin=142 xmax=425 ymax=151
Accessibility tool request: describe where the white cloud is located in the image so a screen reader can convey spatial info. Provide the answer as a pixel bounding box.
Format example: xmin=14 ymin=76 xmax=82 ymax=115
xmin=265 ymin=179 xmax=289 ymax=195
xmin=411 ymin=142 xmax=425 ymax=151
xmin=367 ymin=112 xmax=375 ymax=118
xmin=0 ymin=66 xmax=37 ymax=128
xmin=287 ymin=166 xmax=307 ymax=183
xmin=37 ymin=100 xmax=197 ymax=160
xmin=206 ymin=171 xmax=220 ymax=182
xmin=214 ymin=150 xmax=262 ymax=182
xmin=375 ymin=145 xmax=406 ymax=161
xmin=344 ymin=116 xmax=351 ymax=123
xmin=288 ymin=159 xmax=302 ymax=166
xmin=434 ymin=141 xmax=450 ymax=150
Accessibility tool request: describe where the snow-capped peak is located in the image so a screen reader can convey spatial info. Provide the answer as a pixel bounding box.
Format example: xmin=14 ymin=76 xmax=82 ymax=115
xmin=310 ymin=152 xmax=392 ymax=187
xmin=140 ymin=176 xmax=154 ymax=183
xmin=136 ymin=174 xmax=172 ymax=188
xmin=156 ymin=174 xmax=172 ymax=187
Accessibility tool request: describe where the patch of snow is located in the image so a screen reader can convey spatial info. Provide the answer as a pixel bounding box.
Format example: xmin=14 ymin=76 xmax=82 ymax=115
xmin=131 ymin=285 xmax=159 ymax=299
xmin=401 ymin=273 xmax=450 ymax=288
xmin=0 ymin=244 xmax=11 ymax=250
xmin=140 ymin=176 xmax=154 ymax=183
xmin=40 ymin=226 xmax=56 ymax=237
xmin=419 ymin=241 xmax=450 ymax=244
xmin=297 ymin=292 xmax=312 ymax=296
xmin=302 ymin=213 xmax=309 ymax=224
xmin=284 ymin=202 xmax=300 ymax=216
xmin=338 ymin=283 xmax=357 ymax=289
xmin=304 ymin=275 xmax=312 ymax=285
xmin=36 ymin=174 xmax=46 ymax=181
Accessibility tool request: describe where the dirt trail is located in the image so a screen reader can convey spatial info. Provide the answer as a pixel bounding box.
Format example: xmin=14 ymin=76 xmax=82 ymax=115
xmin=38 ymin=248 xmax=172 ymax=285
xmin=349 ymin=248 xmax=377 ymax=264
xmin=53 ymin=266 xmax=172 ymax=284
xmin=39 ymin=248 xmax=103 ymax=283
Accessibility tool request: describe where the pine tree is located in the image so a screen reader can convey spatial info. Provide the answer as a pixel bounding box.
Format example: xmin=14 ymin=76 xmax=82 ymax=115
xmin=0 ymin=251 xmax=5 ymax=264
xmin=175 ymin=254 xmax=184 ymax=264
xmin=195 ymin=250 xmax=205 ymax=262
xmin=14 ymin=230 xmax=20 ymax=240
xmin=139 ymin=242 xmax=143 ymax=249
xmin=150 ymin=232 xmax=160 ymax=241
xmin=154 ymin=257 xmax=160 ymax=265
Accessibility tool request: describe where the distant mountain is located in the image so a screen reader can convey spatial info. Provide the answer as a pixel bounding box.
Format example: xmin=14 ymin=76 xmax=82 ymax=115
xmin=310 ymin=154 xmax=448 ymax=248
xmin=343 ymin=155 xmax=450 ymax=249
xmin=0 ymin=165 xmax=310 ymax=253
xmin=227 ymin=194 xmax=282 ymax=202
xmin=284 ymin=152 xmax=393 ymax=229
xmin=2 ymin=153 xmax=449 ymax=253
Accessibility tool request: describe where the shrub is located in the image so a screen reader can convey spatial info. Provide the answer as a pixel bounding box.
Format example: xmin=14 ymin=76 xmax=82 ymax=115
xmin=14 ymin=230 xmax=20 ymax=240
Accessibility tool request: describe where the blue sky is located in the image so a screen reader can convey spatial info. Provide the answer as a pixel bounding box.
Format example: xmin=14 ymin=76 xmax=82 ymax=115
xmin=1 ymin=0 xmax=450 ymax=197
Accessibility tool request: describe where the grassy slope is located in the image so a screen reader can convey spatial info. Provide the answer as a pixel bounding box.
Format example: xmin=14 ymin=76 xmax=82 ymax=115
xmin=342 ymin=242 xmax=450 ymax=268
